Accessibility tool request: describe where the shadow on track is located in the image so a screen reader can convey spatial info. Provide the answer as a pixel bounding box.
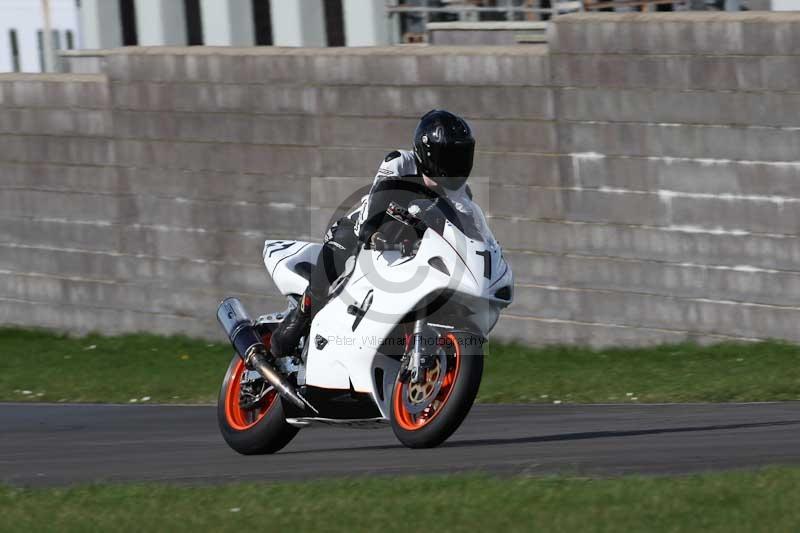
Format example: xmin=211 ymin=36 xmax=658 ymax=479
xmin=443 ymin=419 xmax=800 ymax=449
xmin=281 ymin=419 xmax=800 ymax=454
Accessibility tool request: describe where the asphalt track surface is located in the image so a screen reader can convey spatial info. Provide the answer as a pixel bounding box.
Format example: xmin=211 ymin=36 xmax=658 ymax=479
xmin=2 ymin=402 xmax=799 ymax=486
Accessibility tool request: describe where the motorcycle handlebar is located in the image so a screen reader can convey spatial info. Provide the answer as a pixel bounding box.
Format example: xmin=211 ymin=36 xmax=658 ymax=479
xmin=386 ymin=202 xmax=429 ymax=233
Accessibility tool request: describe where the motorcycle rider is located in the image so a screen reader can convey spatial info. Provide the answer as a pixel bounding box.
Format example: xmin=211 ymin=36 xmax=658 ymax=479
xmin=269 ymin=109 xmax=476 ymax=358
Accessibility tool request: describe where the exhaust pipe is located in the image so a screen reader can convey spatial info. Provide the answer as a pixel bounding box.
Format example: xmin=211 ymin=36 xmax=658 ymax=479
xmin=216 ymin=298 xmax=317 ymax=414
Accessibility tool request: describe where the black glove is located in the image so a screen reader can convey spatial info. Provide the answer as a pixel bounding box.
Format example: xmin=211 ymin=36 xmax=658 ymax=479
xmin=370 ymin=232 xmax=389 ymax=251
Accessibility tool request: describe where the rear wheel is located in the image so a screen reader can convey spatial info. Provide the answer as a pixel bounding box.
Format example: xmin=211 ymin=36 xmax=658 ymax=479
xmin=217 ymin=353 xmax=299 ymax=455
xmin=390 ymin=331 xmax=483 ymax=448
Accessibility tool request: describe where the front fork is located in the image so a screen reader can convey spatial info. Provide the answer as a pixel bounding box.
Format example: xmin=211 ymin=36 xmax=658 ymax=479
xmin=408 ymin=318 xmax=438 ymax=384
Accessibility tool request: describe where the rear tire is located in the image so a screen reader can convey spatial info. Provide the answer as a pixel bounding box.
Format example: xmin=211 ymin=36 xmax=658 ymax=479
xmin=390 ymin=331 xmax=483 ymax=449
xmin=217 ymin=354 xmax=299 ymax=455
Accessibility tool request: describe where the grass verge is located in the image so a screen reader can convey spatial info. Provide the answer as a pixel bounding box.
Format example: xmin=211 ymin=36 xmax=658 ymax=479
xmin=2 ymin=468 xmax=800 ymax=532
xmin=2 ymin=328 xmax=800 ymax=404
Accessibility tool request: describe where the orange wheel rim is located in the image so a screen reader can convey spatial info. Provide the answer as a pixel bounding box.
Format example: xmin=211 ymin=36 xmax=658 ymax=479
xmin=392 ymin=333 xmax=461 ymax=431
xmin=224 ymin=357 xmax=277 ymax=431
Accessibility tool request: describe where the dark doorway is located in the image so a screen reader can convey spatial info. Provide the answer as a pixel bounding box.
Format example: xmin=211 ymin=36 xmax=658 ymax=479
xmin=36 ymin=30 xmax=44 ymax=71
xmin=184 ymin=0 xmax=204 ymax=45
xmin=478 ymin=0 xmax=505 ymax=21
xmin=252 ymin=0 xmax=273 ymax=45
xmin=324 ymin=0 xmax=345 ymax=46
xmin=8 ymin=29 xmax=20 ymax=72
xmin=119 ymin=0 xmax=138 ymax=45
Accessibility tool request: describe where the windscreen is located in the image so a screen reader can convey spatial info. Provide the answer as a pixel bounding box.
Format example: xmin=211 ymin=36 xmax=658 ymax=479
xmin=409 ymin=197 xmax=496 ymax=245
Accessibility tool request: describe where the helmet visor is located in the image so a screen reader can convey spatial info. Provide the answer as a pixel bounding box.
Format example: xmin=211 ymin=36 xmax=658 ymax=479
xmin=431 ymin=141 xmax=475 ymax=188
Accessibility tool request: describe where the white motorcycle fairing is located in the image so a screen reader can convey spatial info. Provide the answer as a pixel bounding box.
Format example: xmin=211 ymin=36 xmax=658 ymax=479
xmin=262 ymin=240 xmax=322 ymax=297
xmin=262 ymin=200 xmax=513 ymax=421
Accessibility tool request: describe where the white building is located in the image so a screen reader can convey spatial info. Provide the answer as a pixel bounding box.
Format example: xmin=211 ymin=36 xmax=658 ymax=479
xmin=0 ymin=0 xmax=80 ymax=72
xmin=0 ymin=0 xmax=394 ymax=73
xmin=77 ymin=0 xmax=392 ymax=49
xmin=5 ymin=0 xmax=792 ymax=74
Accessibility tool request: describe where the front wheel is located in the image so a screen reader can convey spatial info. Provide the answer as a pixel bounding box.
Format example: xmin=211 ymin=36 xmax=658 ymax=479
xmin=217 ymin=354 xmax=299 ymax=455
xmin=390 ymin=331 xmax=483 ymax=448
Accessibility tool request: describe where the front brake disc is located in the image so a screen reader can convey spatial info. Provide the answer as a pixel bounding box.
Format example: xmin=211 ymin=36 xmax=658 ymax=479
xmin=402 ymin=350 xmax=447 ymax=415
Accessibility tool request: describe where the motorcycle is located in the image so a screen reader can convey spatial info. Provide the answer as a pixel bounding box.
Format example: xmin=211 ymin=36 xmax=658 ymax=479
xmin=215 ymin=197 xmax=513 ymax=454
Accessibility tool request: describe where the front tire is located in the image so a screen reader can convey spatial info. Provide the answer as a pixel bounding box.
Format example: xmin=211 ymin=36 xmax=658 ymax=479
xmin=390 ymin=332 xmax=483 ymax=448
xmin=217 ymin=354 xmax=299 ymax=455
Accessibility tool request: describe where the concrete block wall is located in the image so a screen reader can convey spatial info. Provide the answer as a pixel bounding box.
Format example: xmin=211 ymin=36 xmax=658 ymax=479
xmin=0 ymin=70 xmax=288 ymax=338
xmin=523 ymin=12 xmax=800 ymax=345
xmin=3 ymin=47 xmax=555 ymax=341
xmin=3 ymin=13 xmax=800 ymax=346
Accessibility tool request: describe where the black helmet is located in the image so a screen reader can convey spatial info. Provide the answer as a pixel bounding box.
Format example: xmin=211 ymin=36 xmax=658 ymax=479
xmin=413 ymin=109 xmax=475 ymax=190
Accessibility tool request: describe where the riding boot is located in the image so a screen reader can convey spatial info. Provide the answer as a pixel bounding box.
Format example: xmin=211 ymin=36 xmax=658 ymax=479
xmin=270 ymin=291 xmax=313 ymax=357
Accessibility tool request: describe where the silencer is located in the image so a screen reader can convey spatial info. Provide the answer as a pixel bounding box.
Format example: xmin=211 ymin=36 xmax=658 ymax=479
xmin=216 ymin=297 xmax=264 ymax=362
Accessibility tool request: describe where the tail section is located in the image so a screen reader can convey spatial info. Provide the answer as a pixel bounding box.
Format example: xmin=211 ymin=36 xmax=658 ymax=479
xmin=263 ymin=240 xmax=322 ymax=296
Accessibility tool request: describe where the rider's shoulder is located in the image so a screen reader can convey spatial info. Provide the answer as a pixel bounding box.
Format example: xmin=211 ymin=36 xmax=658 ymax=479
xmin=377 ymin=149 xmax=416 ymax=178
xmin=383 ymin=150 xmax=402 ymax=163
xmin=383 ymin=149 xmax=414 ymax=163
